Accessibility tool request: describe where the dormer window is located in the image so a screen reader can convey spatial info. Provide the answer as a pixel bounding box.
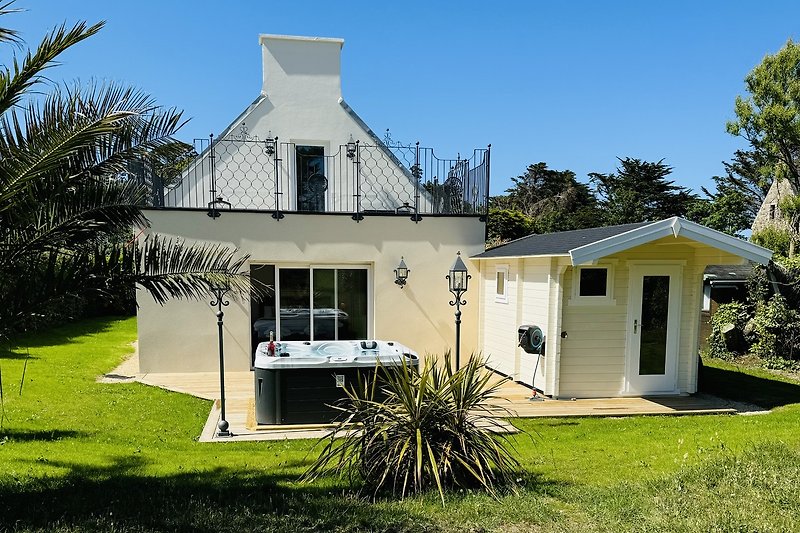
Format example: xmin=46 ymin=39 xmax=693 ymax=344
xmin=296 ymin=145 xmax=326 ymax=212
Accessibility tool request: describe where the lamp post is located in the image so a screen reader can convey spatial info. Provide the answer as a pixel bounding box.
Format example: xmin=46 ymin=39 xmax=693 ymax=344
xmin=210 ymin=279 xmax=232 ymax=438
xmin=446 ymin=251 xmax=471 ymax=370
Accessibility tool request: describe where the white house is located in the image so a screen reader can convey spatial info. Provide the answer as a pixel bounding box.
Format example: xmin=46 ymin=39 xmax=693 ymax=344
xmin=473 ymin=218 xmax=772 ymax=398
xmin=136 ymin=34 xmax=490 ymax=373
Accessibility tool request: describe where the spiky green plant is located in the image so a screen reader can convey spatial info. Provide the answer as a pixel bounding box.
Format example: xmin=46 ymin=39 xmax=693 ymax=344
xmin=304 ymin=354 xmax=521 ymax=503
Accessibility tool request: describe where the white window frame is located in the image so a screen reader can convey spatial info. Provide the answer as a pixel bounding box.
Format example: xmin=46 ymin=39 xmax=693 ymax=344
xmin=495 ymin=264 xmax=509 ymax=304
xmin=569 ymin=263 xmax=616 ymax=306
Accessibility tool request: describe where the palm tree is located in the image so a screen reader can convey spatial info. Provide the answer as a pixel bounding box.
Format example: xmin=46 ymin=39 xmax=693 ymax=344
xmin=0 ymin=5 xmax=253 ymax=335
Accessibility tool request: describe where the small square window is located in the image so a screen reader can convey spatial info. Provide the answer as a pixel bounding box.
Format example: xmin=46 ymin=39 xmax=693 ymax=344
xmin=579 ymin=268 xmax=608 ymax=297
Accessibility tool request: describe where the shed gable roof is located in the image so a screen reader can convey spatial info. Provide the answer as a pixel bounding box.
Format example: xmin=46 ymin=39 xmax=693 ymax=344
xmin=473 ymin=217 xmax=773 ymax=266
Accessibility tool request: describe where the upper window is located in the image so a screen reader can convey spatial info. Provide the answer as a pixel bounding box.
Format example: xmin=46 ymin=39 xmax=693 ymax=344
xmin=769 ymin=204 xmax=776 ymax=220
xmin=495 ymin=265 xmax=509 ymax=303
xmin=296 ymin=145 xmax=326 ymax=212
xmin=570 ymin=264 xmax=615 ymax=305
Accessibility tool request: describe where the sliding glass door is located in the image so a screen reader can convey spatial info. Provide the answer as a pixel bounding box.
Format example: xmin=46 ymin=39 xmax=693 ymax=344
xmin=276 ymin=266 xmax=368 ymax=341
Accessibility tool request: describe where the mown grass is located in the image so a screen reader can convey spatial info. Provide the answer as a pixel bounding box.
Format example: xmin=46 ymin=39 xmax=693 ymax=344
xmin=1 ymin=317 xmax=799 ymax=532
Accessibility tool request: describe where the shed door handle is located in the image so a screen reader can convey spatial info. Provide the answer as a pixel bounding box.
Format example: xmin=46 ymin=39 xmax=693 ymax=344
xmin=634 ymin=319 xmax=638 ymax=334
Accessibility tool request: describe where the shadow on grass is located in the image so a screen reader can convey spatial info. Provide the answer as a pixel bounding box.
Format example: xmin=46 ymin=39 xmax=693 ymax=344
xmin=0 ymin=469 xmax=429 ymax=532
xmin=0 ymin=316 xmax=125 ymax=355
xmin=0 ymin=454 xmax=565 ymax=533
xmin=0 ymin=428 xmax=89 ymax=442
xmin=698 ymin=359 xmax=800 ymax=409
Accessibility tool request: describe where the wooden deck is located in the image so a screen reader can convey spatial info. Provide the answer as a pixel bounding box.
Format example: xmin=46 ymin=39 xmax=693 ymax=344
xmin=108 ymin=352 xmax=746 ymax=442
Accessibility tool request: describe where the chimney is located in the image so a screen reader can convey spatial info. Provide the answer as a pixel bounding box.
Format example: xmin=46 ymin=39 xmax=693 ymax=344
xmin=259 ymin=34 xmax=344 ymax=102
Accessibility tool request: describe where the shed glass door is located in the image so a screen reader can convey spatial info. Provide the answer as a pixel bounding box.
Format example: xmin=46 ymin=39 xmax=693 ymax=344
xmin=626 ymin=265 xmax=682 ymax=394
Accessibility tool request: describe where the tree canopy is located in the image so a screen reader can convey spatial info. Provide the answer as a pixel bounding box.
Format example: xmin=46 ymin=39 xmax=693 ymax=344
xmin=727 ymin=39 xmax=800 ymax=189
xmin=589 ymin=158 xmax=697 ymax=226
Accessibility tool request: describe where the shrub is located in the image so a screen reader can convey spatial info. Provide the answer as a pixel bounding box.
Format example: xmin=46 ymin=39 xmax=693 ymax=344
xmin=487 ymin=208 xmax=533 ymax=243
xmin=751 ymin=294 xmax=800 ymax=359
xmin=707 ymin=302 xmax=750 ymax=359
xmin=751 ymin=226 xmax=793 ymax=257
xmin=304 ymin=354 xmax=521 ymax=503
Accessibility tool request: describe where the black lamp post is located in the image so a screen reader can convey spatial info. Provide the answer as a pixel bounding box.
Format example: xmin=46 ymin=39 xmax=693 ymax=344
xmin=446 ymin=251 xmax=471 ymax=370
xmin=210 ymin=278 xmax=232 ymax=438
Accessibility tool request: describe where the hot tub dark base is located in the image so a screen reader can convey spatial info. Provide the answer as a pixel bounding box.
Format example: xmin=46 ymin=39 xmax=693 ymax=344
xmin=255 ymin=366 xmax=388 ymax=425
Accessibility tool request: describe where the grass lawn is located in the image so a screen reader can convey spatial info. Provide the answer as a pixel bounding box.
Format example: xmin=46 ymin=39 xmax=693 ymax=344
xmin=1 ymin=317 xmax=799 ymax=532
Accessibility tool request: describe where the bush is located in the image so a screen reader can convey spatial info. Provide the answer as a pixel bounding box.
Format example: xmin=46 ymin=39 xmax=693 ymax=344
xmin=707 ymin=302 xmax=750 ymax=359
xmin=751 ymin=294 xmax=800 ymax=359
xmin=304 ymin=354 xmax=521 ymax=503
xmin=752 ymin=226 xmax=793 ymax=257
xmin=486 ymin=208 xmax=533 ymax=243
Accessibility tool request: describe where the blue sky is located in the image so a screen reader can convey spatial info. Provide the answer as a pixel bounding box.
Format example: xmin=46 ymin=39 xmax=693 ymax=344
xmin=10 ymin=1 xmax=800 ymax=195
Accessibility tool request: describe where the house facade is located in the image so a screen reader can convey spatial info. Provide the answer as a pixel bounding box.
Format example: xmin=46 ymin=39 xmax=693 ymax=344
xmin=473 ymin=218 xmax=772 ymax=398
xmin=136 ymin=35 xmax=490 ymax=373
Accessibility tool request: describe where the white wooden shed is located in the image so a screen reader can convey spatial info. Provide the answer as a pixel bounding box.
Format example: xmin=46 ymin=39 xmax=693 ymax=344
xmin=472 ymin=217 xmax=772 ymax=398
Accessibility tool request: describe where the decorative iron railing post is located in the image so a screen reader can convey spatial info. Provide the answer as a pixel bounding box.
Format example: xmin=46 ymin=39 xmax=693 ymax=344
xmin=482 ymin=144 xmax=491 ymax=223
xmin=207 ymin=133 xmax=219 ymax=219
xmin=411 ymin=141 xmax=422 ymax=223
xmin=271 ymin=135 xmax=284 ymax=220
xmin=351 ymin=140 xmax=364 ymax=221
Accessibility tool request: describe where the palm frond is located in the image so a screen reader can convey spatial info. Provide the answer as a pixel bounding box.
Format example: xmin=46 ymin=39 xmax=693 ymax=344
xmin=0 ymin=1 xmax=23 ymax=47
xmin=0 ymin=19 xmax=103 ymax=116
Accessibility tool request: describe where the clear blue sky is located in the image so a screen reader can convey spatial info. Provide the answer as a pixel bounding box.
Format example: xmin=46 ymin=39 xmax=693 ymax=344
xmin=10 ymin=1 xmax=800 ymax=195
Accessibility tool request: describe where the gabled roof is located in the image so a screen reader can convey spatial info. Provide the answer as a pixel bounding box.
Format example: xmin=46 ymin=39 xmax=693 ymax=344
xmin=473 ymin=217 xmax=773 ymax=266
xmin=473 ymin=222 xmax=651 ymax=259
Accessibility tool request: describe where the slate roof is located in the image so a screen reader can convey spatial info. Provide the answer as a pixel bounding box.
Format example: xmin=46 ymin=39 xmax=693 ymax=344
xmin=704 ymin=263 xmax=755 ymax=281
xmin=473 ymin=222 xmax=652 ymax=259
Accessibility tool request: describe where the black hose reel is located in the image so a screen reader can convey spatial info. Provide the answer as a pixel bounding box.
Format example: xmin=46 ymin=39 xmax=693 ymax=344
xmin=518 ymin=325 xmax=545 ymax=355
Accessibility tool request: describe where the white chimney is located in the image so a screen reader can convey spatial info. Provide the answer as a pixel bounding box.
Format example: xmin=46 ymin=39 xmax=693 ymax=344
xmin=259 ymin=34 xmax=344 ymax=102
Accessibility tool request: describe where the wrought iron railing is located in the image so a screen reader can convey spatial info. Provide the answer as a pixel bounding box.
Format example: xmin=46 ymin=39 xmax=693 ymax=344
xmin=136 ymin=135 xmax=490 ymax=220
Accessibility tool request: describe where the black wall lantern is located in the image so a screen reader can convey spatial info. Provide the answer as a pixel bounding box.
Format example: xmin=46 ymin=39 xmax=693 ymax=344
xmin=394 ymin=257 xmax=410 ymax=288
xmin=265 ymin=130 xmax=277 ymax=157
xmin=346 ymin=134 xmax=357 ymax=159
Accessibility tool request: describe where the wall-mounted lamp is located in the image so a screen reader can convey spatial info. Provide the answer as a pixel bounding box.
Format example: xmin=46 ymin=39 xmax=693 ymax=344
xmin=346 ymin=134 xmax=357 ymax=159
xmin=394 ymin=257 xmax=410 ymax=288
xmin=265 ymin=130 xmax=277 ymax=157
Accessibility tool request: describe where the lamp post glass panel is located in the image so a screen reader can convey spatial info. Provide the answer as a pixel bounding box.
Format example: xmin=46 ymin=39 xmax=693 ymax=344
xmin=447 ymin=252 xmax=471 ymax=369
xmin=210 ymin=279 xmax=232 ymax=437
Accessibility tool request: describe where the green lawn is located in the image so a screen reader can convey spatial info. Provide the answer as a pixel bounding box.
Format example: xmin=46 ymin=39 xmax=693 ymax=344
xmin=1 ymin=317 xmax=799 ymax=532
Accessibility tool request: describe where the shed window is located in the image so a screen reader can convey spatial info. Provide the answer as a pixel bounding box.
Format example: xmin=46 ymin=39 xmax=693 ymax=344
xmin=770 ymin=204 xmax=776 ymax=220
xmin=495 ymin=265 xmax=509 ymax=303
xmin=579 ymin=268 xmax=608 ymax=297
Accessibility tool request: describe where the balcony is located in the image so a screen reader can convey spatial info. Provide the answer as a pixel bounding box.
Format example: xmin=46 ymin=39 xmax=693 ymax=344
xmin=136 ymin=135 xmax=490 ymax=221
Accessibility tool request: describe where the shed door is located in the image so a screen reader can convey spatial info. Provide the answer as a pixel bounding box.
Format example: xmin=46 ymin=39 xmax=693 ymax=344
xmin=625 ymin=264 xmax=682 ymax=394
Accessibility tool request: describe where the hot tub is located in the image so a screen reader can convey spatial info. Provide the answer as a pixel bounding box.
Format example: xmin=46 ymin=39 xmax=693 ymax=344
xmin=253 ymin=340 xmax=418 ymax=425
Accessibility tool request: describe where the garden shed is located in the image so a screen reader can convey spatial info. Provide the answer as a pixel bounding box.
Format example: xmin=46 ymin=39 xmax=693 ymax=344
xmin=472 ymin=217 xmax=772 ymax=398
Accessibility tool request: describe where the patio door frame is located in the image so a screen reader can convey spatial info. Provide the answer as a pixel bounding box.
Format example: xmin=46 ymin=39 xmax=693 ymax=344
xmin=624 ymin=262 xmax=683 ymax=395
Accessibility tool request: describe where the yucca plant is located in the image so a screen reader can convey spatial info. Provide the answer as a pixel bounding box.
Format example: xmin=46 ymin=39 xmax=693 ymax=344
xmin=304 ymin=353 xmax=521 ymax=503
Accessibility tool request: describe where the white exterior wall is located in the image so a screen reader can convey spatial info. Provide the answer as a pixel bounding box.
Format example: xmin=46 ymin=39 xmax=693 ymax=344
xmin=137 ymin=210 xmax=485 ymax=373
xmin=478 ymin=257 xmax=553 ymax=388
xmin=165 ymin=34 xmax=429 ymax=213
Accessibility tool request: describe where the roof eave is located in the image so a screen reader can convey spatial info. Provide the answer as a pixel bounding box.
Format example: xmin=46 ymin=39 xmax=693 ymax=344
xmin=569 ymin=217 xmax=773 ymax=266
